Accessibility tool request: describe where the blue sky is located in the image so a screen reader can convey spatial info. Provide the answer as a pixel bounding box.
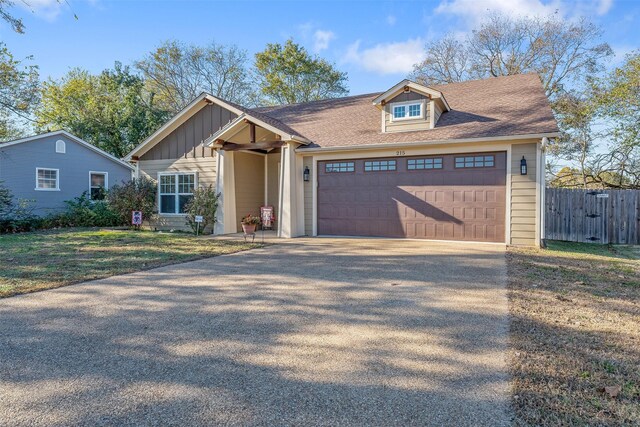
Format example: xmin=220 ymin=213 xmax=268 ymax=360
xmin=3 ymin=0 xmax=639 ymax=96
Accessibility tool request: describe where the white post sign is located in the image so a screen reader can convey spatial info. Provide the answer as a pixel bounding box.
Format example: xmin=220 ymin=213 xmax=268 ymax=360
xmin=195 ymin=215 xmax=204 ymax=236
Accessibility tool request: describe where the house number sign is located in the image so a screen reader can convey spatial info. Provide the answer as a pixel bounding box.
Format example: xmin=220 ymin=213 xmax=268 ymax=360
xmin=395 ymin=150 xmax=406 ymax=156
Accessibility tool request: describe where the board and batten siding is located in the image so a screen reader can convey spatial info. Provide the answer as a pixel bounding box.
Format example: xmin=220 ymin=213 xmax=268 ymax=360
xmin=233 ymin=152 xmax=264 ymax=232
xmin=140 ymin=104 xmax=236 ymax=161
xmin=137 ymin=157 xmax=217 ymax=231
xmin=510 ymin=143 xmax=538 ymax=246
xmin=303 ymin=156 xmax=313 ymax=236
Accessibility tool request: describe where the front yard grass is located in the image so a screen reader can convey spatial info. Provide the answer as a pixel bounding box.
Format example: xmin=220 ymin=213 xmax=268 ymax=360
xmin=0 ymin=228 xmax=261 ymax=298
xmin=508 ymin=241 xmax=639 ymax=426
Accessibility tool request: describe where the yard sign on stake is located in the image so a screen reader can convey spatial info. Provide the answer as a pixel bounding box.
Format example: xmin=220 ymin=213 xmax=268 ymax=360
xmin=195 ymin=215 xmax=203 ymax=236
xmin=132 ymin=211 xmax=142 ymax=229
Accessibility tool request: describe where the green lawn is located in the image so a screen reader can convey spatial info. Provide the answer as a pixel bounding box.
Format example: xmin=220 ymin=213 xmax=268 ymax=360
xmin=508 ymin=241 xmax=639 ymax=426
xmin=0 ymin=228 xmax=261 ymax=298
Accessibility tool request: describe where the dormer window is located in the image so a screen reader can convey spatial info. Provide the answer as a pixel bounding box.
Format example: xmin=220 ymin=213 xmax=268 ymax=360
xmin=391 ymin=101 xmax=423 ymax=121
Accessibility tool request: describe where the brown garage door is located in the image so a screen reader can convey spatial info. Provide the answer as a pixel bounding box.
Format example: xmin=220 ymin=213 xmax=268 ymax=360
xmin=317 ymin=152 xmax=506 ymax=242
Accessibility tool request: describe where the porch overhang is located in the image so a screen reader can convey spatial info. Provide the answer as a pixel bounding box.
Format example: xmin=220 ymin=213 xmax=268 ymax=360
xmin=204 ymin=113 xmax=310 ymax=150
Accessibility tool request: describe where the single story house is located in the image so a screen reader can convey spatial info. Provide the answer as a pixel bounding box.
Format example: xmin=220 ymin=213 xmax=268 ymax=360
xmin=0 ymin=130 xmax=134 ymax=216
xmin=125 ymin=73 xmax=559 ymax=246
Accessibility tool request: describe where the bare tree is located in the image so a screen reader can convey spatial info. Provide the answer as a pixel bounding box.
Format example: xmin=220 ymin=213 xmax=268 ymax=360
xmin=136 ymin=40 xmax=254 ymax=113
xmin=412 ymin=13 xmax=613 ymax=98
xmin=411 ymin=35 xmax=472 ymax=85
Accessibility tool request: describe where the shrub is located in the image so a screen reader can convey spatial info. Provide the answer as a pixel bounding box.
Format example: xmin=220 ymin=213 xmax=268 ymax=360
xmin=45 ymin=192 xmax=122 ymax=228
xmin=184 ymin=185 xmax=220 ymax=234
xmin=107 ymin=176 xmax=157 ymax=227
xmin=0 ymin=180 xmax=11 ymax=217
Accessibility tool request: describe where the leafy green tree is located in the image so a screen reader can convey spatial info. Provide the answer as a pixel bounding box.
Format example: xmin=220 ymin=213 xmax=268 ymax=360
xmin=36 ymin=62 xmax=169 ymax=157
xmin=254 ymin=39 xmax=348 ymax=105
xmin=0 ymin=42 xmax=39 ymax=140
xmin=136 ymin=40 xmax=254 ymax=113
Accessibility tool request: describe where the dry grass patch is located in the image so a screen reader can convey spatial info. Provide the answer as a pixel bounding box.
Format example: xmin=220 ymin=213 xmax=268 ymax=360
xmin=508 ymin=241 xmax=639 ymax=426
xmin=0 ymin=228 xmax=261 ymax=298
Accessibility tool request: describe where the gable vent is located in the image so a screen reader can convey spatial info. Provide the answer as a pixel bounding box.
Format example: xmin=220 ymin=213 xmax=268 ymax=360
xmin=55 ymin=139 xmax=66 ymax=154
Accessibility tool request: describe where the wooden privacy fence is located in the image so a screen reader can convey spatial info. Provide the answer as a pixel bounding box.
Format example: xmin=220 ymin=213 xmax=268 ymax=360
xmin=545 ymin=188 xmax=640 ymax=244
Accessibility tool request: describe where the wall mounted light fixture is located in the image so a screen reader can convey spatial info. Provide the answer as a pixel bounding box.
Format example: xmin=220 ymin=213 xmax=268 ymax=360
xmin=303 ymin=166 xmax=310 ymax=182
xmin=520 ymin=156 xmax=528 ymax=175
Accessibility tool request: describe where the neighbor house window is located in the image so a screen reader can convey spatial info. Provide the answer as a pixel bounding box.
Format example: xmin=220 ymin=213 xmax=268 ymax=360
xmin=90 ymin=172 xmax=107 ymax=200
xmin=455 ymin=155 xmax=495 ymax=168
xmin=325 ymin=162 xmax=354 ymax=173
xmin=364 ymin=160 xmax=396 ymax=172
xmin=392 ymin=101 xmax=423 ymax=121
xmin=407 ymin=158 xmax=443 ymax=170
xmin=158 ymin=173 xmax=196 ymax=214
xmin=55 ymin=140 xmax=66 ymax=154
xmin=35 ymin=168 xmax=59 ymax=191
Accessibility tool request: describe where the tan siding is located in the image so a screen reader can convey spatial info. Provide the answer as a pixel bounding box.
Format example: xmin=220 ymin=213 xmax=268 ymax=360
xmin=138 ymin=156 xmax=217 ymax=231
xmin=266 ymin=152 xmax=280 ymax=219
xmin=141 ymin=104 xmax=237 ymax=161
xmin=384 ymin=91 xmax=430 ymax=132
xmin=303 ymin=156 xmax=313 ymax=236
xmin=234 ymin=152 xmax=265 ymax=232
xmin=510 ymin=143 xmax=538 ymax=245
xmin=434 ymin=102 xmax=443 ymax=125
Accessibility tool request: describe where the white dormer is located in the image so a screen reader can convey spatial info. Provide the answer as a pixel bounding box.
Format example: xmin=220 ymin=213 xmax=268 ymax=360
xmin=373 ymin=80 xmax=450 ymax=133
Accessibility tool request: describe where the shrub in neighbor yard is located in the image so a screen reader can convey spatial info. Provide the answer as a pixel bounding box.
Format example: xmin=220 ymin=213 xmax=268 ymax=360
xmin=184 ymin=185 xmax=220 ymax=234
xmin=0 ymin=181 xmax=39 ymax=233
xmin=42 ymin=192 xmax=122 ymax=228
xmin=106 ymin=176 xmax=157 ymax=227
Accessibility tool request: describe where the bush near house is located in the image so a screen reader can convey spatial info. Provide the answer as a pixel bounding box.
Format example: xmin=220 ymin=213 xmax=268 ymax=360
xmin=106 ymin=176 xmax=157 ymax=226
xmin=184 ymin=185 xmax=220 ymax=234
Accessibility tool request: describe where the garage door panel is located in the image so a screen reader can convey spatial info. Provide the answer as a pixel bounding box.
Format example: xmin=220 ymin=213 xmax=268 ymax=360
xmin=318 ymin=152 xmax=506 ymax=242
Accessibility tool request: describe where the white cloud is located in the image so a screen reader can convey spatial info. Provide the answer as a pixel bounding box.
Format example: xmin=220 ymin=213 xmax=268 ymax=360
xmin=387 ymin=15 xmax=397 ymax=26
xmin=434 ymin=0 xmax=614 ymax=24
xmin=313 ymin=30 xmax=335 ymax=52
xmin=343 ymin=38 xmax=425 ymax=75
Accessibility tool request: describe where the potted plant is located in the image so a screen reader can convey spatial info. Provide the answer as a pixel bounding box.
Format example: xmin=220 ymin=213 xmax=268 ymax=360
xmin=241 ymin=214 xmax=261 ymax=234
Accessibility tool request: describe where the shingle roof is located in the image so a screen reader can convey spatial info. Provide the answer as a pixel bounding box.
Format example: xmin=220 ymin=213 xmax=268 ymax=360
xmin=253 ymin=73 xmax=559 ymax=149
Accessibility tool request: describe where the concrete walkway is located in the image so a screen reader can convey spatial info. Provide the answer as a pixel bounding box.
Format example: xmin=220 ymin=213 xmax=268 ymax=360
xmin=0 ymin=238 xmax=510 ymax=426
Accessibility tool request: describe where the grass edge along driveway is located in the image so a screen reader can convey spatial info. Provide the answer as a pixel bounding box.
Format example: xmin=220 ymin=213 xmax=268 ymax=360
xmin=0 ymin=228 xmax=261 ymax=298
xmin=508 ymin=241 xmax=639 ymax=426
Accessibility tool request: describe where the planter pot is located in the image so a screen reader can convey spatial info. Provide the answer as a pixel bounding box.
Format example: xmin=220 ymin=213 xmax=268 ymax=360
xmin=242 ymin=224 xmax=257 ymax=234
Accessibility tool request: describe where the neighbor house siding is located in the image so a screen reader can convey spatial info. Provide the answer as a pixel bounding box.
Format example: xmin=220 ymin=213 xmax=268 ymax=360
xmin=137 ymin=157 xmax=217 ymax=231
xmin=510 ymin=143 xmax=538 ymax=246
xmin=303 ymin=156 xmax=313 ymax=236
xmin=0 ymin=134 xmax=132 ymax=216
xmin=141 ymin=104 xmax=237 ymax=161
xmin=233 ymin=152 xmax=264 ymax=232
xmin=383 ymin=92 xmax=430 ymax=133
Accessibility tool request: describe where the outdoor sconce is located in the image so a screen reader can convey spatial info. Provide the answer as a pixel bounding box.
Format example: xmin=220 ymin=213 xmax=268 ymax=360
xmin=303 ymin=166 xmax=310 ymax=182
xmin=520 ymin=156 xmax=528 ymax=175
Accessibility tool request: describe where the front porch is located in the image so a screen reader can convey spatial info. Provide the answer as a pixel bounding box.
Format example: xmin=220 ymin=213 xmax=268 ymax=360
xmin=208 ymin=115 xmax=306 ymax=238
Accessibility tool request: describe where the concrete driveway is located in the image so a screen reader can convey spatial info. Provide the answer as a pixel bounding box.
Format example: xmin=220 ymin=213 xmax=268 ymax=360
xmin=0 ymin=238 xmax=509 ymax=426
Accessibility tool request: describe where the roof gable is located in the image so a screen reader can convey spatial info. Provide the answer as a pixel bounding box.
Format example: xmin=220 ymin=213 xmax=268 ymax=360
xmin=372 ymin=79 xmax=451 ymax=112
xmin=0 ymin=130 xmax=134 ymax=170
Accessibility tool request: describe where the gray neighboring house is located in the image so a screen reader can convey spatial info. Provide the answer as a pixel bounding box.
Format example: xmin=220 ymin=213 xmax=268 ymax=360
xmin=0 ymin=131 xmax=134 ymax=216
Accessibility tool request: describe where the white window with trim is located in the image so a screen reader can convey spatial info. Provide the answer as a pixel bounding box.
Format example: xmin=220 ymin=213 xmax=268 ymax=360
xmin=158 ymin=172 xmax=196 ymax=214
xmin=89 ymin=172 xmax=108 ymax=200
xmin=391 ymin=100 xmax=424 ymax=121
xmin=35 ymin=168 xmax=59 ymax=191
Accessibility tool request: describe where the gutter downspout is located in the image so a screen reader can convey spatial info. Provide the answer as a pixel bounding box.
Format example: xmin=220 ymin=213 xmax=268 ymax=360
xmin=540 ymin=137 xmax=548 ymax=245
